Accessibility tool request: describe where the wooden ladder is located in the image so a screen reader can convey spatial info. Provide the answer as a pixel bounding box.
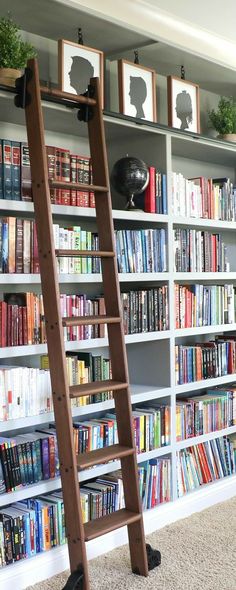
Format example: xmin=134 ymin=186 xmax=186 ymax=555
xmin=18 ymin=58 xmax=148 ymax=589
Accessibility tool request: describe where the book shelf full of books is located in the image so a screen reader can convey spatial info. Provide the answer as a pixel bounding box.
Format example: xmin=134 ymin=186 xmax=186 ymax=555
xmin=0 ymin=87 xmax=236 ymax=589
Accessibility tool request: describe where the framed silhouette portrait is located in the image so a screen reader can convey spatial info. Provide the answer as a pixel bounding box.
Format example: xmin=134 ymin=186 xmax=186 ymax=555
xmin=168 ymin=76 xmax=200 ymax=134
xmin=118 ymin=59 xmax=157 ymax=122
xmin=58 ymin=39 xmax=104 ymax=107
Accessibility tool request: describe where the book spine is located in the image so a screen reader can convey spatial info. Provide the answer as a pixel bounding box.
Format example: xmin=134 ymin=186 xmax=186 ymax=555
xmin=11 ymin=141 xmax=21 ymax=200
xmin=21 ymin=142 xmax=32 ymax=201
xmin=2 ymin=139 xmax=12 ymax=199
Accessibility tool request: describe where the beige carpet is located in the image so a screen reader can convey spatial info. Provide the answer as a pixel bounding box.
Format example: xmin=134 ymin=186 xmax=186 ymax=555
xmin=26 ymin=497 xmax=236 ymax=590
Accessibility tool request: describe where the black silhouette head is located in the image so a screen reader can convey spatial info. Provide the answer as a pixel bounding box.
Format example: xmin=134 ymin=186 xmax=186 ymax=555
xmin=69 ymin=55 xmax=94 ymax=95
xmin=129 ymin=76 xmax=147 ymax=119
xmin=175 ymin=90 xmax=193 ymax=130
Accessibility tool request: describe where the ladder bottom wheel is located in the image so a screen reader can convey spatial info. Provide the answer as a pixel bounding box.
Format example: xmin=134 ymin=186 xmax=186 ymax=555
xmin=146 ymin=543 xmax=161 ymax=571
xmin=62 ymin=566 xmax=84 ymax=590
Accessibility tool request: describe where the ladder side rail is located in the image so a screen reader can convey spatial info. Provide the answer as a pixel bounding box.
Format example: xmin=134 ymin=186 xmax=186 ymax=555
xmin=87 ymin=77 xmax=148 ymax=576
xmin=24 ymin=58 xmax=88 ymax=583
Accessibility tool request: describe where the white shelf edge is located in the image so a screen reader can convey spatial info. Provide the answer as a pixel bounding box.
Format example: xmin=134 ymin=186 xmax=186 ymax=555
xmin=175 ymin=373 xmax=236 ymax=393
xmin=172 ymin=215 xmax=236 ymax=231
xmin=0 ymin=474 xmax=235 ymax=590
xmin=0 ymin=272 xmax=169 ymax=284
xmin=176 ymin=425 xmax=236 ymax=450
xmin=0 ymin=386 xmax=171 ymax=433
xmin=174 ymin=272 xmax=236 ymax=281
xmin=0 ymin=331 xmax=170 ymax=358
xmin=175 ymin=323 xmax=236 ymax=337
xmin=0 ymin=199 xmax=168 ymax=223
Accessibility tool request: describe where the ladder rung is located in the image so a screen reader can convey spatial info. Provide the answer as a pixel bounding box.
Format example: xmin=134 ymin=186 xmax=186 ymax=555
xmin=62 ymin=315 xmax=120 ymax=327
xmin=84 ymin=509 xmax=141 ymax=541
xmin=55 ymin=249 xmax=114 ymax=258
xmin=69 ymin=380 xmax=128 ymax=398
xmin=77 ymin=444 xmax=135 ymax=470
xmin=40 ymin=85 xmax=96 ymax=106
xmin=49 ymin=180 xmax=108 ymax=192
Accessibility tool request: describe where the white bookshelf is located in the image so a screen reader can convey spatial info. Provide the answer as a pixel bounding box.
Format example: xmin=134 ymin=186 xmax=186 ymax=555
xmin=0 ymin=3 xmax=236 ymax=588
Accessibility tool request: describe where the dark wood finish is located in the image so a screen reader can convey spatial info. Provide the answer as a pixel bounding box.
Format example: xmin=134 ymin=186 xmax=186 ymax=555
xmin=55 ymin=249 xmax=114 ymax=258
xmin=24 ymin=58 xmax=148 ymax=587
xmin=77 ymin=444 xmax=135 ymax=470
xmin=118 ymin=59 xmax=157 ymax=123
xmin=24 ymin=59 xmax=89 ymax=586
xmin=69 ymin=380 xmax=128 ymax=398
xmin=84 ymin=509 xmax=141 ymax=542
xmin=58 ymin=39 xmax=104 ymax=108
xmin=87 ymin=77 xmax=148 ymax=576
xmin=167 ymin=75 xmax=200 ymax=133
xmin=62 ymin=315 xmax=120 ymax=327
xmin=50 ymin=180 xmax=108 ymax=191
xmin=41 ymin=85 xmax=96 ymax=106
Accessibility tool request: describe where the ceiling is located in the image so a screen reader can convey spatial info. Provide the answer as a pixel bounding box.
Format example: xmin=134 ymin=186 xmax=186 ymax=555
xmin=145 ymin=0 xmax=236 ymax=44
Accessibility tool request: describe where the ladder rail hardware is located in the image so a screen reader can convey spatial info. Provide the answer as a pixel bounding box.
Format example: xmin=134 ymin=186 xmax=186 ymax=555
xmin=21 ymin=58 xmax=148 ymax=589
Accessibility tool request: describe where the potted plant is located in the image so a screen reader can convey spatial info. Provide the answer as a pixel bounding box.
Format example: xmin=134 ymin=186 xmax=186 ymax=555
xmin=0 ymin=15 xmax=37 ymax=87
xmin=208 ymin=96 xmax=236 ymax=142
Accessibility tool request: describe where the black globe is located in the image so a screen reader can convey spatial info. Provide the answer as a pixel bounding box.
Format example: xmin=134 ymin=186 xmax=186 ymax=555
xmin=111 ymin=157 xmax=149 ymax=198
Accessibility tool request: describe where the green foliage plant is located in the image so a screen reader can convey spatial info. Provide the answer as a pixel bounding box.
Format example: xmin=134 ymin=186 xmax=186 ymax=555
xmin=209 ymin=96 xmax=236 ymax=135
xmin=0 ymin=15 xmax=37 ymax=69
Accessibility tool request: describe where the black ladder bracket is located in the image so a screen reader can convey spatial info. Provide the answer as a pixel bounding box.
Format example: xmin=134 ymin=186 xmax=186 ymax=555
xmin=62 ymin=566 xmax=84 ymax=590
xmin=133 ymin=544 xmax=161 ymax=574
xmin=77 ymin=84 xmax=95 ymax=122
xmin=14 ymin=67 xmax=33 ymax=109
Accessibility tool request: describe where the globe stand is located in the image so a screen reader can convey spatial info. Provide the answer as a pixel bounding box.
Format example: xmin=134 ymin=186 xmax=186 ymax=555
xmin=125 ymin=193 xmax=143 ymax=212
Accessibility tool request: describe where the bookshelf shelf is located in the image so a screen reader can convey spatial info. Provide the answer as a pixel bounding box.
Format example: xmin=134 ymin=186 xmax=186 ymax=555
xmin=0 ymin=385 xmax=171 ymax=433
xmin=175 ymin=323 xmax=236 ymax=337
xmin=0 ymin=272 xmax=170 ymax=284
xmin=175 ymin=373 xmax=236 ymax=394
xmin=172 ymin=216 xmax=236 ymax=232
xmin=1 ymin=199 xmax=168 ymax=224
xmin=0 ymin=331 xmax=171 ymax=358
xmin=176 ymin=425 xmax=236 ymax=450
xmin=0 ymin=12 xmax=236 ymax=587
xmin=0 ymin=473 xmax=235 ymax=590
xmin=174 ymin=272 xmax=236 ymax=281
xmin=0 ymin=445 xmax=171 ymax=509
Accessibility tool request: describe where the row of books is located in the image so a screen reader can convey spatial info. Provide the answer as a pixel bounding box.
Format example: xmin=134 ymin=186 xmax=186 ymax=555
xmin=176 ymin=388 xmax=236 ymax=440
xmin=135 ymin=167 xmax=167 ymax=214
xmin=0 ymin=218 xmax=39 ymax=274
xmin=0 ymin=285 xmax=171 ymax=348
xmin=175 ymin=337 xmax=236 ymax=385
xmin=116 ymin=229 xmax=167 ymax=273
xmin=175 ymin=284 xmax=236 ymax=328
xmin=0 ymin=293 xmax=107 ymax=347
xmin=53 ymin=224 xmax=101 ymax=274
xmin=121 ymin=287 xmax=169 ymax=334
xmin=0 ymin=428 xmax=60 ymax=493
xmin=0 ymin=219 xmax=169 ymax=276
xmin=73 ymin=404 xmax=170 ymax=456
xmin=176 ymin=434 xmax=236 ymax=496
xmin=174 ymin=229 xmax=230 ymax=273
xmin=0 ymin=139 xmax=96 ymax=207
xmin=0 ymin=458 xmax=171 ymax=567
xmin=0 ymin=401 xmax=171 ymax=494
xmin=172 ymin=173 xmax=236 ymax=221
xmin=0 ymin=353 xmax=113 ymax=421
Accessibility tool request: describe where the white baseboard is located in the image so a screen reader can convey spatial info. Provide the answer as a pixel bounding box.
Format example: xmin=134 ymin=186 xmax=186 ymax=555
xmin=1 ymin=475 xmax=235 ymax=590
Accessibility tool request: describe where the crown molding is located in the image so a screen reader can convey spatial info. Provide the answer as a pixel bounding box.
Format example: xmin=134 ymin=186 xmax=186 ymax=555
xmin=54 ymin=0 xmax=236 ymax=70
